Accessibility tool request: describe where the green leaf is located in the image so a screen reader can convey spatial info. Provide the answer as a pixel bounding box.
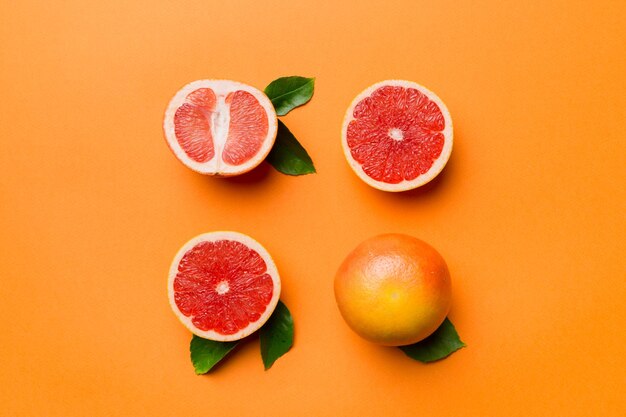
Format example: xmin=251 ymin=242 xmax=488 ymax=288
xmin=398 ymin=318 xmax=465 ymax=363
xmin=264 ymin=76 xmax=315 ymax=116
xmin=260 ymin=300 xmax=294 ymax=370
xmin=190 ymin=335 xmax=239 ymax=374
xmin=267 ymin=120 xmax=316 ymax=175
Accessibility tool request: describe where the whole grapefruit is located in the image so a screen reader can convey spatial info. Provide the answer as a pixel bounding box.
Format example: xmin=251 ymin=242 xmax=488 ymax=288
xmin=334 ymin=234 xmax=451 ymax=346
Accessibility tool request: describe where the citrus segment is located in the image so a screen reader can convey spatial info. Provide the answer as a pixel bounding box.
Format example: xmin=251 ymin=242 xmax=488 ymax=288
xmin=164 ymin=80 xmax=278 ymax=176
xmin=168 ymin=232 xmax=281 ymax=341
xmin=342 ymin=80 xmax=453 ymax=192
xmin=223 ymin=90 xmax=269 ymax=165
xmin=173 ymin=88 xmax=216 ymax=163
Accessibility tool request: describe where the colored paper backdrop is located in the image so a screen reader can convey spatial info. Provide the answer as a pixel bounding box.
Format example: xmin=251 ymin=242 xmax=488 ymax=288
xmin=1 ymin=1 xmax=624 ymax=415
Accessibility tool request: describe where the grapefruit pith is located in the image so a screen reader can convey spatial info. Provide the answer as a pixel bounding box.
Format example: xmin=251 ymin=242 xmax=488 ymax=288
xmin=341 ymin=80 xmax=453 ymax=192
xmin=334 ymin=234 xmax=451 ymax=346
xmin=168 ymin=231 xmax=281 ymax=342
xmin=164 ymin=80 xmax=278 ymax=176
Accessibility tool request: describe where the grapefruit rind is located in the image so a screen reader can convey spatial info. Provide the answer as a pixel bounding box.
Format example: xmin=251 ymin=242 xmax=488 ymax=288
xmin=167 ymin=231 xmax=281 ymax=342
xmin=341 ymin=80 xmax=453 ymax=192
xmin=164 ymin=80 xmax=278 ymax=176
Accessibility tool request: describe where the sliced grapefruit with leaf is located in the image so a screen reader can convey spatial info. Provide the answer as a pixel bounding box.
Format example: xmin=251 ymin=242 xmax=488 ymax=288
xmin=164 ymin=80 xmax=278 ymax=176
xmin=168 ymin=231 xmax=281 ymax=342
xmin=342 ymin=80 xmax=453 ymax=192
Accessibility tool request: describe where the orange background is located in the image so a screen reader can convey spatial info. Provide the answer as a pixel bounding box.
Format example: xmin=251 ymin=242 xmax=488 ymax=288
xmin=1 ymin=1 xmax=625 ymax=415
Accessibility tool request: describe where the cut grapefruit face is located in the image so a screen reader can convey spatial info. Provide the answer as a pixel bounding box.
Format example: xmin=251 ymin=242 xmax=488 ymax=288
xmin=168 ymin=231 xmax=281 ymax=341
xmin=164 ymin=80 xmax=278 ymax=176
xmin=341 ymin=80 xmax=453 ymax=192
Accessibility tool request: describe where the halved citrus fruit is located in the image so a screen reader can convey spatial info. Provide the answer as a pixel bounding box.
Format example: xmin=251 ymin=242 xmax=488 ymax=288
xmin=341 ymin=80 xmax=453 ymax=192
xmin=164 ymin=80 xmax=278 ymax=176
xmin=168 ymin=231 xmax=281 ymax=341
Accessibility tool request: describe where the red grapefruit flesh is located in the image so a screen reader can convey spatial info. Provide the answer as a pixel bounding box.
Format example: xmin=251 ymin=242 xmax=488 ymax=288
xmin=164 ymin=80 xmax=278 ymax=176
xmin=342 ymin=80 xmax=453 ymax=192
xmin=168 ymin=232 xmax=281 ymax=341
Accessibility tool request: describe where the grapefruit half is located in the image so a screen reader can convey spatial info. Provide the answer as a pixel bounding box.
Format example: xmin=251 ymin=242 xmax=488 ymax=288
xmin=341 ymin=80 xmax=453 ymax=192
xmin=168 ymin=231 xmax=281 ymax=342
xmin=164 ymin=80 xmax=278 ymax=176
